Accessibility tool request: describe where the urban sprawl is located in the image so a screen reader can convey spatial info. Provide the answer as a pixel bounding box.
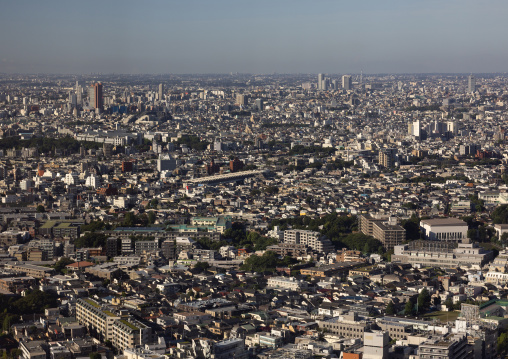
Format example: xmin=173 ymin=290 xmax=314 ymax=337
xmin=0 ymin=72 xmax=508 ymax=359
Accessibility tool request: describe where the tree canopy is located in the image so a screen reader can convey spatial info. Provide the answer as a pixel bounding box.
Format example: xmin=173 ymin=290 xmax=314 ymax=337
xmin=241 ymin=251 xmax=282 ymax=273
xmin=492 ymin=205 xmax=508 ymax=224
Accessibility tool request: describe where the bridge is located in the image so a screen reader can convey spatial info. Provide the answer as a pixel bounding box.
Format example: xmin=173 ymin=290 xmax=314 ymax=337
xmin=186 ymin=169 xmax=268 ymax=185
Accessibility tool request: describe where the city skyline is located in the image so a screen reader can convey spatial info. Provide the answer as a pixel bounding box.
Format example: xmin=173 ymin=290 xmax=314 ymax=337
xmin=1 ymin=0 xmax=508 ymax=74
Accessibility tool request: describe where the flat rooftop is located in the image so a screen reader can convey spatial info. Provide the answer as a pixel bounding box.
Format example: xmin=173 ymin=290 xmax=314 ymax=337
xmin=421 ymin=218 xmax=466 ymax=226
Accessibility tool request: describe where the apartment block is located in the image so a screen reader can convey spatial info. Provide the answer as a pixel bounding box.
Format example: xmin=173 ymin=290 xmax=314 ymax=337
xmin=76 ymin=298 xmax=120 ymax=341
xmin=112 ymin=318 xmax=152 ymax=351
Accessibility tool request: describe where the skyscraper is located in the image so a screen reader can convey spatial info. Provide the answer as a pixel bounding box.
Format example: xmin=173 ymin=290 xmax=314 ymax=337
xmin=255 ymin=98 xmax=264 ymax=112
xmin=158 ymin=83 xmax=164 ymax=100
xmin=318 ymin=73 xmax=324 ymax=90
xmin=468 ymin=75 xmax=476 ymax=93
xmin=91 ymin=83 xmax=103 ymax=110
xmin=342 ymin=75 xmax=352 ymax=91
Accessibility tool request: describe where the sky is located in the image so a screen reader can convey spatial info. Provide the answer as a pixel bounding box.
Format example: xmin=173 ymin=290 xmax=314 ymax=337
xmin=1 ymin=0 xmax=507 ymax=74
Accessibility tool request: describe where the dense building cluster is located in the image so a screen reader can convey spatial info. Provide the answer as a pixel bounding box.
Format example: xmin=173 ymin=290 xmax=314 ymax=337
xmin=1 ymin=73 xmax=508 ymax=358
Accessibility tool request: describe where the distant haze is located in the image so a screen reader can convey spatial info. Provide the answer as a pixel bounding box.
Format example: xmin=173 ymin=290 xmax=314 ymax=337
xmin=1 ymin=0 xmax=507 ymax=74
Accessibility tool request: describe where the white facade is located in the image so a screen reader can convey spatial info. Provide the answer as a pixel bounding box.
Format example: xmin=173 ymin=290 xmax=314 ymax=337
xmin=420 ymin=218 xmax=468 ymax=241
xmin=85 ymin=174 xmax=101 ymax=188
xmin=267 ymin=276 xmax=308 ymax=291
xmin=64 ymin=172 xmax=79 ymax=185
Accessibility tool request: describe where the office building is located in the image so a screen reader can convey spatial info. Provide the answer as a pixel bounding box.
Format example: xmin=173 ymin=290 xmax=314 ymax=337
xmin=158 ymin=83 xmax=164 ymax=100
xmin=318 ymin=73 xmax=324 ymax=90
xmin=255 ymin=98 xmax=264 ymax=111
xmin=318 ymin=312 xmax=371 ymax=338
xmin=468 ymin=75 xmax=476 ymax=93
xmin=90 ymin=83 xmax=103 ymax=110
xmin=236 ymin=94 xmax=248 ymax=106
xmin=392 ymin=242 xmax=493 ymax=268
xmin=342 ymin=75 xmax=352 ymax=90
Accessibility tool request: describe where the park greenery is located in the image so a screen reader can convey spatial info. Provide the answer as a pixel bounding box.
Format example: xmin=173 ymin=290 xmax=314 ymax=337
xmin=197 ymin=223 xmax=277 ymax=252
xmin=0 ymin=135 xmax=102 ymax=154
xmin=240 ymin=251 xmax=296 ymax=272
xmin=174 ymin=135 xmax=209 ymax=151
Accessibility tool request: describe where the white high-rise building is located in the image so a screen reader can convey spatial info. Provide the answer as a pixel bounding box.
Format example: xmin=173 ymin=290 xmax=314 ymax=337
xmin=409 ymin=120 xmax=421 ymax=137
xmin=318 ymin=73 xmax=324 ymax=90
xmin=342 ymin=75 xmax=352 ymax=91
xmin=63 ymin=172 xmax=79 ymax=186
xmin=85 ymin=174 xmax=101 ymax=189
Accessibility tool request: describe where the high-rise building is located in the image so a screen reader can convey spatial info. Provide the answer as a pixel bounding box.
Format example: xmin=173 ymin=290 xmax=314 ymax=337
xmin=468 ymin=75 xmax=476 ymax=93
xmin=158 ymin=83 xmax=164 ymax=100
xmin=255 ymin=98 xmax=264 ymax=111
xmin=68 ymin=92 xmax=77 ymax=107
xmin=342 ymin=75 xmax=352 ymax=91
xmin=318 ymin=73 xmax=324 ymax=90
xmin=322 ymin=77 xmax=330 ymax=91
xmin=90 ymin=83 xmax=103 ymax=110
xmin=236 ymin=94 xmax=248 ymax=106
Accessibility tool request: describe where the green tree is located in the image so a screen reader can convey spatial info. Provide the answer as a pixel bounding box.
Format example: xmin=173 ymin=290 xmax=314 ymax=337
xmin=89 ymin=353 xmax=101 ymax=359
xmin=498 ymin=332 xmax=508 ymax=354
xmin=3 ymin=315 xmax=11 ymax=333
xmin=36 ymin=205 xmax=45 ymax=213
xmin=241 ymin=251 xmax=281 ymax=273
xmin=417 ymin=288 xmax=431 ymax=313
xmin=147 ymin=211 xmax=156 ymax=225
xmin=492 ymin=205 xmax=508 ymax=224
xmin=53 ymin=257 xmax=75 ymax=274
xmin=401 ymin=215 xmax=421 ymax=240
xmin=404 ymin=300 xmax=414 ymax=316
xmin=386 ymin=301 xmax=395 ymax=316
xmin=122 ymin=212 xmax=136 ymax=227
xmin=194 ymin=262 xmax=210 ymax=273
xmin=74 ymin=233 xmax=108 ymax=248
xmin=444 ymin=297 xmax=454 ymax=311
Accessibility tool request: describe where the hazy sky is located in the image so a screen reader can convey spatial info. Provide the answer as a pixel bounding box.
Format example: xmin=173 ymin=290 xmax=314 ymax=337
xmin=1 ymin=0 xmax=507 ymax=74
